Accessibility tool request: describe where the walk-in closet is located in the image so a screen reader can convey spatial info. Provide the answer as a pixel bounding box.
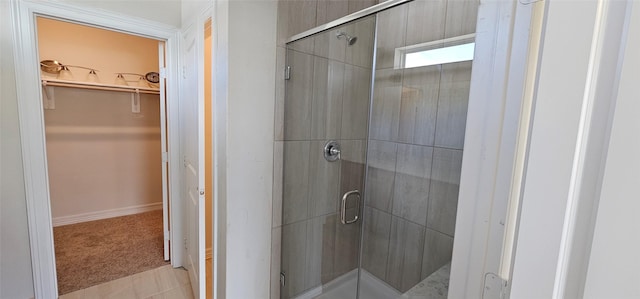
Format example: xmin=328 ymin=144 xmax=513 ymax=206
xmin=37 ymin=17 xmax=171 ymax=295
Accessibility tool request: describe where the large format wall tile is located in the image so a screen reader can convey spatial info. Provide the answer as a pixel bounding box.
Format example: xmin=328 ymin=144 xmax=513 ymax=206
xmin=341 ymin=64 xmax=372 ymax=139
xmin=305 ymin=214 xmax=337 ymax=290
xmin=273 ymin=141 xmax=284 ymax=227
xmin=392 ymin=144 xmax=433 ymax=226
xmin=282 ymin=141 xmax=311 ymax=225
xmin=444 ymin=0 xmax=479 ymax=38
xmin=398 ymin=66 xmax=440 ymax=146
xmin=375 ymin=5 xmax=408 ymax=69
xmin=434 ymin=62 xmax=472 ymax=149
xmin=334 ymin=213 xmax=361 ymax=277
xmin=370 ymin=68 xmax=402 ymax=142
xmin=308 ymin=141 xmax=341 ymax=217
xmin=345 ymin=16 xmax=376 ymax=69
xmin=361 ymin=207 xmax=392 ymax=281
xmin=365 ymin=140 xmax=397 ymax=212
xmin=340 ymin=139 xmax=366 ymax=164
xmin=347 ymin=0 xmax=377 ymax=14
xmin=386 ymin=216 xmax=426 ymax=292
xmin=405 ymin=0 xmax=447 ymax=46
xmin=421 ymin=228 xmax=454 ymax=279
xmin=316 ymin=0 xmax=349 ymax=27
xmin=278 ymin=0 xmax=317 ymax=52
xmin=284 ymin=50 xmax=314 ymax=141
xmin=311 ymin=58 xmax=345 ymax=140
xmin=367 ymin=139 xmax=398 ymax=171
xmin=340 ymin=160 xmax=365 ymax=196
xmin=340 ymin=160 xmax=366 ymax=224
xmin=313 ymin=26 xmax=347 ymax=63
xmin=427 ymin=147 xmax=463 ymax=236
xmin=281 ymin=221 xmax=308 ymax=298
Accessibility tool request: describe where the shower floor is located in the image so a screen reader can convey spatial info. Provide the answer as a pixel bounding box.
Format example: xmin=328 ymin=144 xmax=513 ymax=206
xmin=293 ymin=263 xmax=451 ymax=299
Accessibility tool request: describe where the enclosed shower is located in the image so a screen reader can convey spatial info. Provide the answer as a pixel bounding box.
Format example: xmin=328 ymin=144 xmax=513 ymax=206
xmin=278 ymin=0 xmax=478 ymax=298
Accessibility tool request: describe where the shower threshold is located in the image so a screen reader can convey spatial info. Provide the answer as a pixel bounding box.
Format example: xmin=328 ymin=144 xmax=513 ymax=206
xmin=292 ymin=263 xmax=450 ymax=299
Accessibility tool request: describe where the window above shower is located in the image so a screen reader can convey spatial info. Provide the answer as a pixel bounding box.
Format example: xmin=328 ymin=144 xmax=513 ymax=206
xmin=394 ymin=34 xmax=476 ymax=69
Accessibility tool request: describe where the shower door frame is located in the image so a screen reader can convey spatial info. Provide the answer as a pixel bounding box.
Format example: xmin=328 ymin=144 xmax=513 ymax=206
xmin=282 ymin=0 xmax=543 ymax=297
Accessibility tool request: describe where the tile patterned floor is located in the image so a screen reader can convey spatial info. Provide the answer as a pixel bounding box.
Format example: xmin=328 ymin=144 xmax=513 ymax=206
xmin=59 ymin=265 xmax=194 ymax=299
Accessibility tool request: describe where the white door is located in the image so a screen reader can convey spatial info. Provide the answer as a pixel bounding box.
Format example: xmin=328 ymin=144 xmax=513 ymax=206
xmin=181 ymin=24 xmax=205 ymax=298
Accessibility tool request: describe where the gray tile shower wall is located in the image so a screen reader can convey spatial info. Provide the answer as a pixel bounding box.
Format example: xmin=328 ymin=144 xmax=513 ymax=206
xmin=277 ymin=10 xmax=376 ymax=298
xmin=274 ymin=0 xmax=478 ymax=297
xmin=360 ymin=0 xmax=478 ymax=293
xmin=392 ymin=144 xmax=433 ymax=226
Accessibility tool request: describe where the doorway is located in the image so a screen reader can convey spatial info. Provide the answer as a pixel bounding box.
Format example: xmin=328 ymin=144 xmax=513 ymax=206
xmin=10 ymin=1 xmax=187 ymax=297
xmin=35 ymin=16 xmax=172 ymax=295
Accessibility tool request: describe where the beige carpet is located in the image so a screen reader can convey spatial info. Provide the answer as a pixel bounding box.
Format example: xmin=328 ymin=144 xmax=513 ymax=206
xmin=54 ymin=210 xmax=169 ymax=295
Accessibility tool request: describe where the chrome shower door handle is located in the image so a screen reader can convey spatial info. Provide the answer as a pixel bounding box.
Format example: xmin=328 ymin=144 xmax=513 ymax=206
xmin=341 ymin=190 xmax=361 ymax=224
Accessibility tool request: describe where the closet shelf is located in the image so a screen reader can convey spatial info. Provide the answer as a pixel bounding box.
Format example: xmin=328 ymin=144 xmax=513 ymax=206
xmin=41 ymin=78 xmax=160 ymax=95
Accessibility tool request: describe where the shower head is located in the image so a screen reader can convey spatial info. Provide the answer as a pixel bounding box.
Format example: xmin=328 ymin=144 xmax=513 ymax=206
xmin=336 ymin=31 xmax=358 ymax=46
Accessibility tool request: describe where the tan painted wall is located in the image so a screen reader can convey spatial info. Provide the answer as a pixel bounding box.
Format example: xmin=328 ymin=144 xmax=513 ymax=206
xmin=37 ymin=17 xmax=162 ymax=219
xmin=37 ymin=17 xmax=159 ymax=84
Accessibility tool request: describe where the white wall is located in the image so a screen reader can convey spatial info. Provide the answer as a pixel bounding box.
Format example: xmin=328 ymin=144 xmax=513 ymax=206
xmin=226 ymin=1 xmax=277 ymax=297
xmin=509 ymin=0 xmax=638 ymax=298
xmin=509 ymin=0 xmax=599 ymax=297
xmin=584 ymin=2 xmax=640 ymax=298
xmin=211 ymin=0 xmax=278 ymax=297
xmin=1 ymin=2 xmax=36 ymax=298
xmin=182 ymin=0 xmax=210 ymax=27
xmin=58 ymin=0 xmax=182 ymax=28
xmin=1 ymin=1 xmax=181 ymax=297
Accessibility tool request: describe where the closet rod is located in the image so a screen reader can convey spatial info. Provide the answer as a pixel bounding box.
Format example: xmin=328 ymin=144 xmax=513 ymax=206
xmin=42 ymin=79 xmax=160 ymax=95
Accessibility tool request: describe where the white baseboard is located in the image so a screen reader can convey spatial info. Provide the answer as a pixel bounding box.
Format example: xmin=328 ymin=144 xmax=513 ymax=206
xmin=52 ymin=202 xmax=163 ymax=227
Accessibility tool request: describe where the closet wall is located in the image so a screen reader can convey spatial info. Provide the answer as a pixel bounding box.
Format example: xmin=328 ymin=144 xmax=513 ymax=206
xmin=37 ymin=18 xmax=163 ymax=224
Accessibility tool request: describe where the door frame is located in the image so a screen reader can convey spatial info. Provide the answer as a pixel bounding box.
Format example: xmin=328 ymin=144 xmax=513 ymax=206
xmin=449 ymin=0 xmax=544 ymax=297
xmin=9 ymin=0 xmax=183 ymax=297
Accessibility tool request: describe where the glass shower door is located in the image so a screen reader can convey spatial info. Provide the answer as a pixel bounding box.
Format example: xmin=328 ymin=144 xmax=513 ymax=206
xmin=280 ymin=15 xmax=376 ymax=299
xmin=359 ymin=1 xmax=478 ymax=298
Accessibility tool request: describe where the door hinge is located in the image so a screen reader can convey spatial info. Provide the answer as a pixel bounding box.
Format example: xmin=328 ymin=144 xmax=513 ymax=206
xmin=182 ymin=66 xmax=187 ymax=79
xmin=280 ymin=272 xmax=286 ymax=287
xmin=162 ymin=152 xmax=168 ymax=163
xmin=483 ymin=273 xmax=508 ymax=299
xmin=164 ymin=229 xmax=170 ymax=241
xmin=159 ymin=67 xmax=167 ymax=79
xmin=284 ymin=66 xmax=291 ymax=80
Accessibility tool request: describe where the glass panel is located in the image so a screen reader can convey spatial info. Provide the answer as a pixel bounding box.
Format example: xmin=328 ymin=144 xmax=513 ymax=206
xmin=280 ymin=15 xmax=376 ymax=299
xmin=359 ymin=0 xmax=478 ymax=298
